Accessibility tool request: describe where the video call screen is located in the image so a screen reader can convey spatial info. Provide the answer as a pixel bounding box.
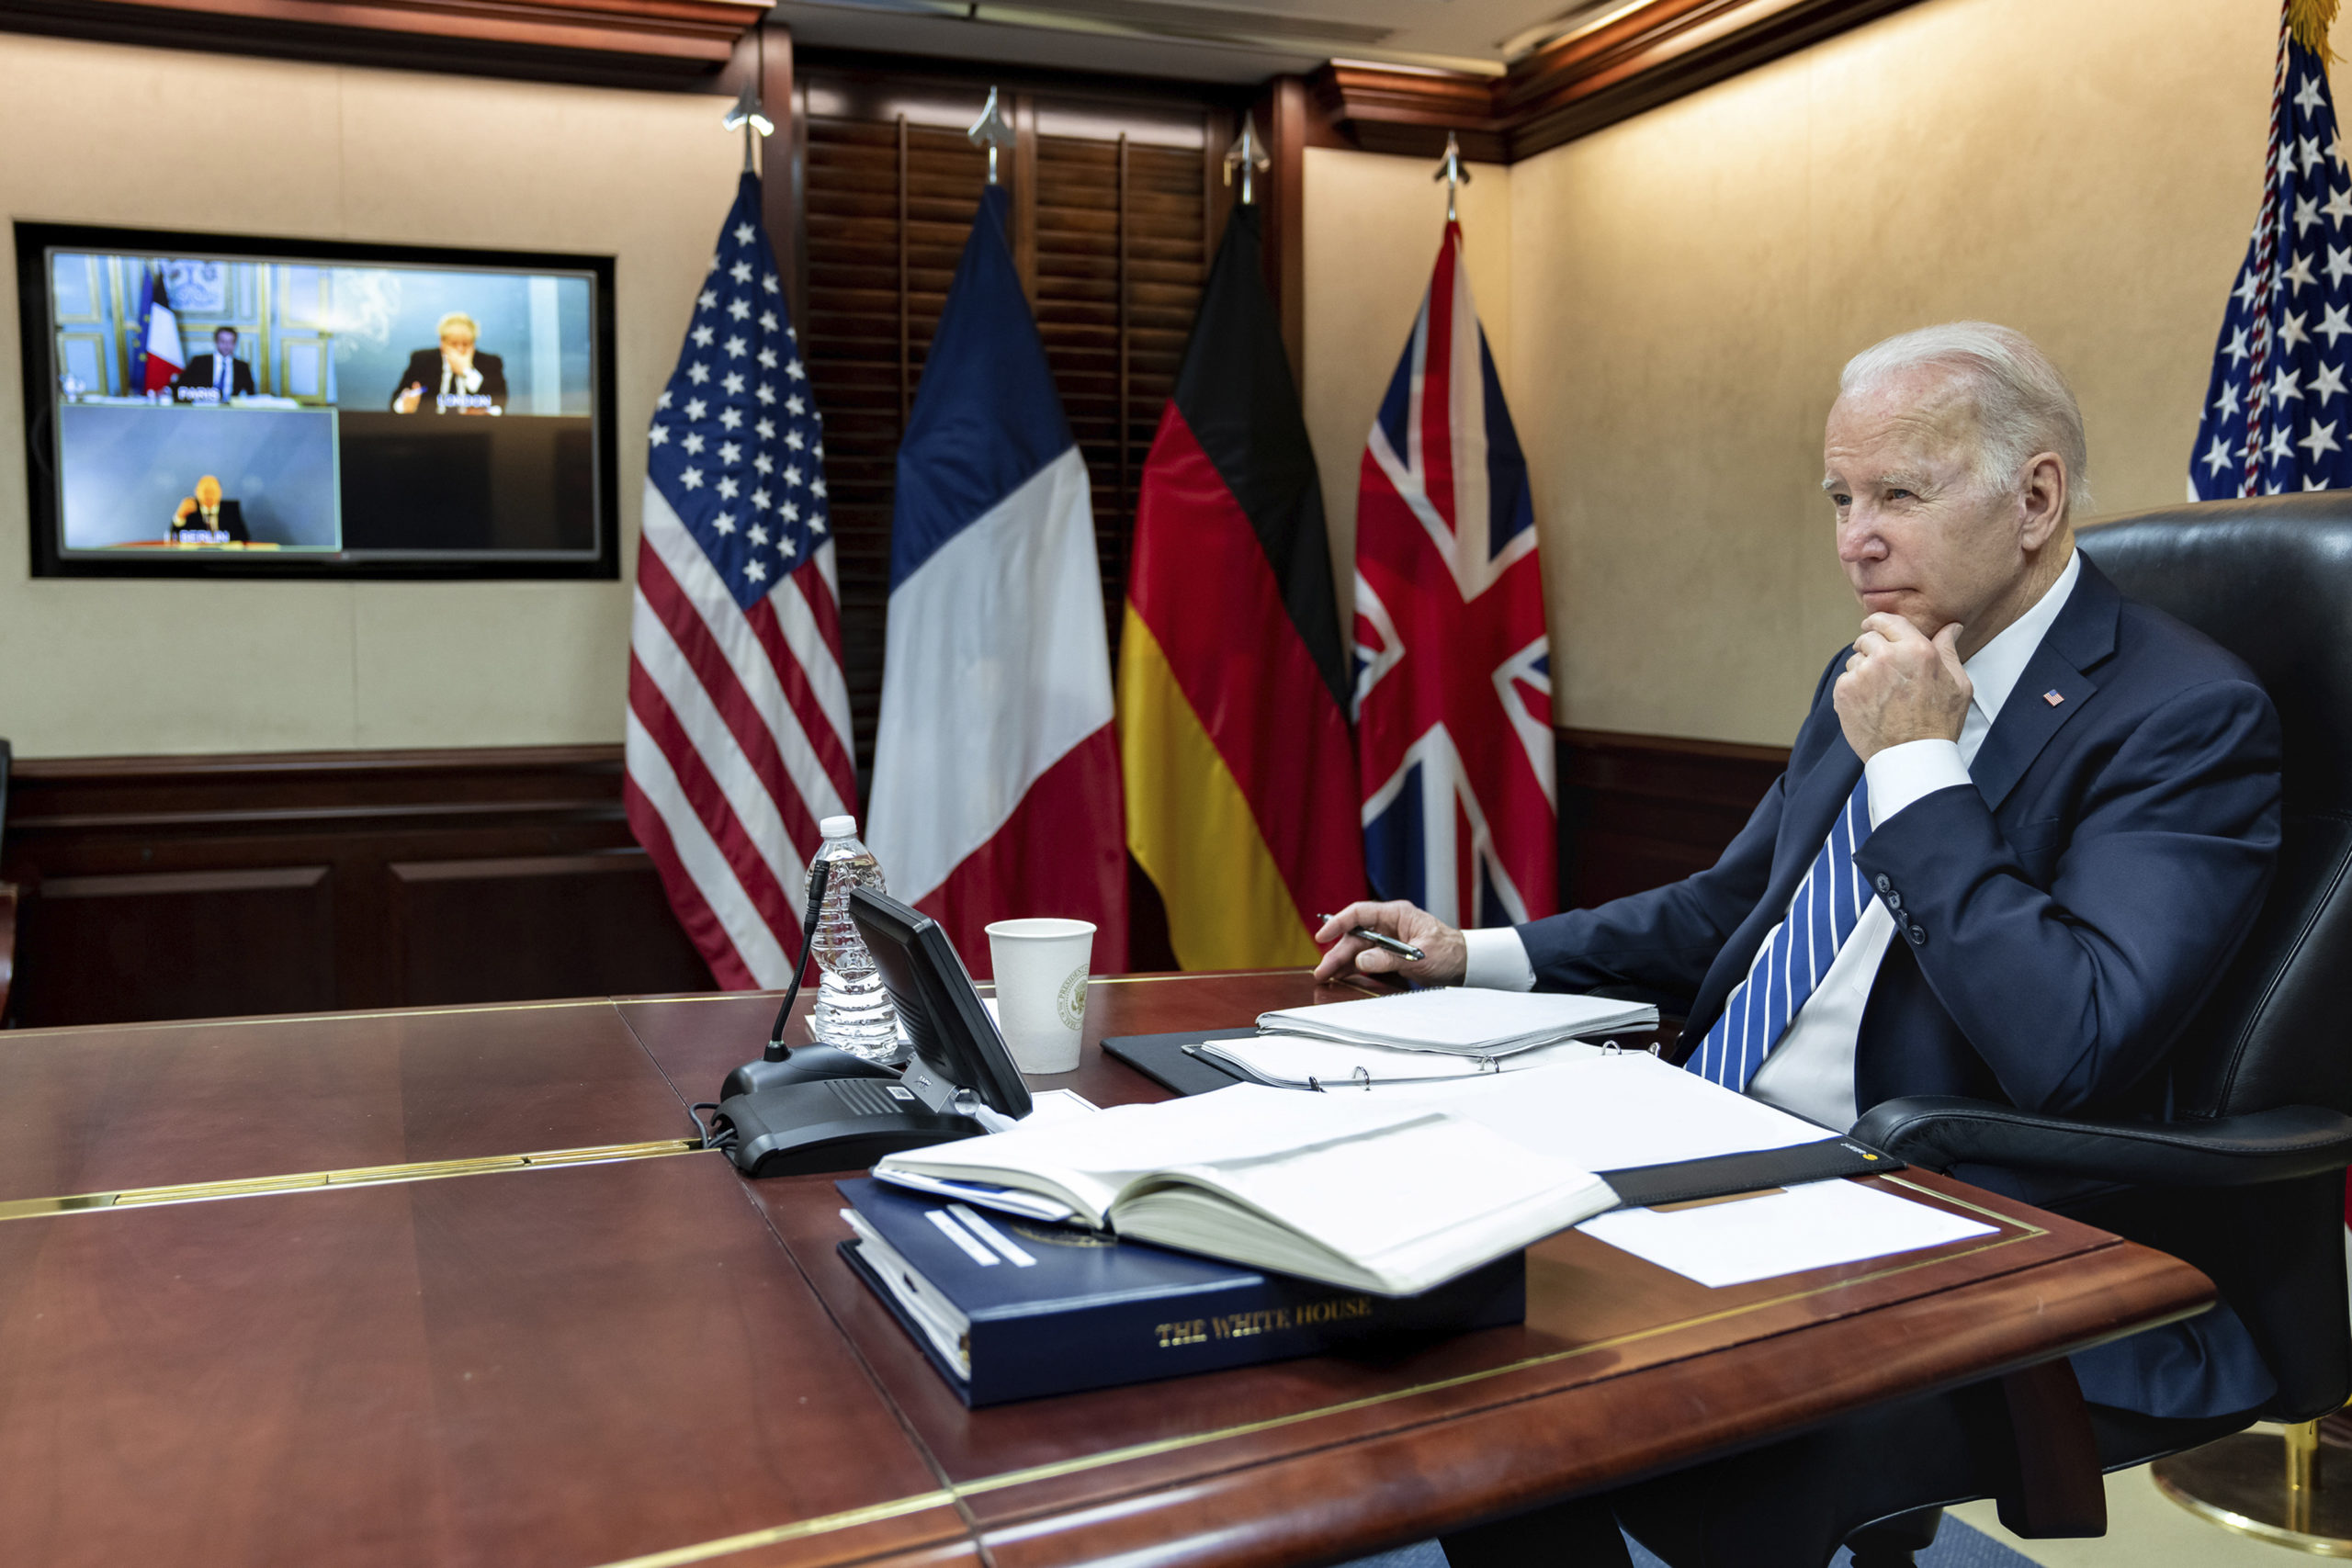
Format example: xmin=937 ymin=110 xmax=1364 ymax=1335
xmin=18 ymin=224 xmax=614 ymax=576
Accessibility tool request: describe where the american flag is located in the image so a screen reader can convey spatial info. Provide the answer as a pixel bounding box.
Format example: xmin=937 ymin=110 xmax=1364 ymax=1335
xmin=2190 ymin=3 xmax=2352 ymax=498
xmin=625 ymin=173 xmax=856 ymax=988
xmin=1352 ymin=220 xmax=1555 ymax=929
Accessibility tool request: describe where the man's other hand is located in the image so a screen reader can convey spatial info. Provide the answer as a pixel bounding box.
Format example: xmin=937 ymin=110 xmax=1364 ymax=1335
xmin=174 ymin=497 xmax=197 ymax=522
xmin=1312 ymin=901 xmax=1467 ymax=986
xmin=1834 ymin=612 xmax=1972 ymax=761
xmin=395 ymin=383 xmax=424 ymax=414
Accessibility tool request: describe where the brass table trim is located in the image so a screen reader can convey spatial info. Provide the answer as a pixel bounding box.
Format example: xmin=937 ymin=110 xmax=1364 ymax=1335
xmin=0 ymin=1138 xmax=705 ymax=1221
xmin=0 ymin=995 xmax=619 ymax=1040
xmin=591 ymin=1493 xmax=964 ymax=1568
xmin=594 ymin=1186 xmax=2075 ymax=1568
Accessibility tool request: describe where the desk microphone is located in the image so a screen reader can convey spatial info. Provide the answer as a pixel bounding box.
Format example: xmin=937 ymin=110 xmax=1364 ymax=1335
xmin=720 ymin=863 xmax=901 ymax=1099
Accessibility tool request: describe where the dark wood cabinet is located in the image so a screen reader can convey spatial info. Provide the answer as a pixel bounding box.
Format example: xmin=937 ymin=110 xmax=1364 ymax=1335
xmin=0 ymin=728 xmax=1790 ymax=1029
xmin=1 ymin=747 xmax=713 ymax=1028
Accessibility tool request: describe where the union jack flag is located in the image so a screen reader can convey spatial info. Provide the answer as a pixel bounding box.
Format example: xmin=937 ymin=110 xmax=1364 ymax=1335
xmin=1353 ymin=220 xmax=1555 ymax=928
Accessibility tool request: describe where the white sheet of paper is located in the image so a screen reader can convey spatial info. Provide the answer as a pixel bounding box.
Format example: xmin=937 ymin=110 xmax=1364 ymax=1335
xmin=1372 ymin=1054 xmax=1834 ymax=1172
xmin=1577 ymin=1178 xmax=1997 ymax=1288
xmin=1020 ymin=1088 xmax=1099 ymax=1124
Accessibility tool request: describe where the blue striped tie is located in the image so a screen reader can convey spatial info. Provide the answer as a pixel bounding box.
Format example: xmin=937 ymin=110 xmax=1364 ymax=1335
xmin=1687 ymin=773 xmax=1871 ymax=1092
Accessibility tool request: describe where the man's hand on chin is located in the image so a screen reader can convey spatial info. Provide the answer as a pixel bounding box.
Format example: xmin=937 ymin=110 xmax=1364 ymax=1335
xmin=1312 ymin=900 xmax=1468 ymax=986
xmin=1834 ymin=612 xmax=1973 ymax=761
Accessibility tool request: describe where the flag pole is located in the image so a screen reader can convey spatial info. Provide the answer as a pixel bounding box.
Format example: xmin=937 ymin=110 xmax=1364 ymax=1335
xmin=1433 ymin=131 xmax=1471 ymax=224
xmin=968 ymin=87 xmax=1016 ymax=185
xmin=1223 ymin=118 xmax=1269 ymax=206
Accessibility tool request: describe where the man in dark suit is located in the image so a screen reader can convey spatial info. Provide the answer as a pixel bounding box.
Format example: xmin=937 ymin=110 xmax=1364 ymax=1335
xmin=1316 ymin=322 xmax=2282 ymax=1567
xmin=174 ymin=327 xmax=255 ymax=402
xmin=391 ymin=310 xmax=506 ymax=414
xmin=169 ymin=474 xmax=249 ymax=543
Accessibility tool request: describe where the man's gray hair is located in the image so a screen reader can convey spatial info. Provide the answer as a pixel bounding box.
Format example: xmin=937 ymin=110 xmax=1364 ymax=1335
xmin=1839 ymin=321 xmax=2091 ymax=519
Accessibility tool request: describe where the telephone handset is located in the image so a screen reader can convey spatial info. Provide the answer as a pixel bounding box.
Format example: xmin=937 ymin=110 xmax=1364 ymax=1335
xmin=713 ymin=887 xmax=1032 ymax=1177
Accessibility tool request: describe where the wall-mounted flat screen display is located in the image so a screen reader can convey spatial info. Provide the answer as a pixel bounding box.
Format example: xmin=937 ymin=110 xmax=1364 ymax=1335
xmin=17 ymin=223 xmax=617 ymax=579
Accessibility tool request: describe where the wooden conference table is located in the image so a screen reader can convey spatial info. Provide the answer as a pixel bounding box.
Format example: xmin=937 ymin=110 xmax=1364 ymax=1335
xmin=0 ymin=971 xmax=2212 ymax=1568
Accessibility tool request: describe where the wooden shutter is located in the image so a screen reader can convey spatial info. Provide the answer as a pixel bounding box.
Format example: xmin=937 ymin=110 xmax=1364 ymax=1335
xmin=1033 ymin=131 xmax=1212 ymax=657
xmin=798 ymin=75 xmax=1225 ymax=795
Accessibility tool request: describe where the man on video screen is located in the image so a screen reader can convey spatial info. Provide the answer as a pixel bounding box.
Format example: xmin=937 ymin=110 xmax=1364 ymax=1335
xmin=392 ymin=312 xmax=506 ymax=415
xmin=175 ymin=327 xmax=255 ymax=404
xmin=170 ymin=475 xmax=249 ymax=543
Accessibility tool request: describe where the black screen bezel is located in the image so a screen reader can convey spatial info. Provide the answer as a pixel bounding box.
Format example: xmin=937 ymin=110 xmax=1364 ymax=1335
xmin=16 ymin=220 xmax=619 ymax=581
xmin=848 ymin=887 xmax=1035 ymax=1119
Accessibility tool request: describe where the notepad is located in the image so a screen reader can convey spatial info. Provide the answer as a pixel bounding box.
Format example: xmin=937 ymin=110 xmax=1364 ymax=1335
xmin=875 ymin=1085 xmax=1618 ymax=1296
xmin=1256 ymin=988 xmax=1657 ymax=1056
xmin=1201 ymin=1034 xmax=1602 ymax=1089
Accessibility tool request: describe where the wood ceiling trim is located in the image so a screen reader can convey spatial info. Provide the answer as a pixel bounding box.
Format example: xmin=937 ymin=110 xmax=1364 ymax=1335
xmin=0 ymin=0 xmax=770 ymax=81
xmin=1310 ymin=0 xmax=1927 ymax=164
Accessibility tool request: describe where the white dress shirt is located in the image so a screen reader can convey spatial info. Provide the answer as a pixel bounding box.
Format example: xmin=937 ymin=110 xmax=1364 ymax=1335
xmin=1462 ymin=549 xmax=2083 ymax=1129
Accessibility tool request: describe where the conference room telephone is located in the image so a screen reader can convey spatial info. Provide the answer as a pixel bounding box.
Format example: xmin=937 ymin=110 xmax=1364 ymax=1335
xmin=707 ymin=886 xmax=1034 ymax=1178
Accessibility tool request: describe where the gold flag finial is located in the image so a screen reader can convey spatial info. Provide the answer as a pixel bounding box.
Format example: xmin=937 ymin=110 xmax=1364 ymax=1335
xmin=1433 ymin=131 xmax=1472 ymax=223
xmin=2289 ymin=0 xmax=2340 ymax=61
xmin=1223 ymin=118 xmax=1271 ymax=206
xmin=967 ymin=87 xmax=1017 ymax=186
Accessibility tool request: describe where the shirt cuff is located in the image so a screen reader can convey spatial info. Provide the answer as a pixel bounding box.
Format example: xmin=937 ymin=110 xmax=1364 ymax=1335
xmin=1460 ymin=926 xmax=1537 ymax=991
xmin=1863 ymin=739 xmax=1971 ymax=828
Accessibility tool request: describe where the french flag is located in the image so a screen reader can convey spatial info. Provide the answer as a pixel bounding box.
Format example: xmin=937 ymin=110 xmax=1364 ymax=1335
xmin=867 ymin=186 xmax=1127 ymax=976
xmin=133 ymin=268 xmax=183 ymax=394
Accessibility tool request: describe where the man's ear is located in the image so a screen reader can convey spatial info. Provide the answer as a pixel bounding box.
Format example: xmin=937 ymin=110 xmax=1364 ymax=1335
xmin=2018 ymin=452 xmax=2067 ymax=550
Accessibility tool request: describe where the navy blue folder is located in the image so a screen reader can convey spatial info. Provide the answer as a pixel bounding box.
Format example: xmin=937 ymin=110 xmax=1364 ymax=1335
xmin=836 ymin=1176 xmax=1525 ymax=1406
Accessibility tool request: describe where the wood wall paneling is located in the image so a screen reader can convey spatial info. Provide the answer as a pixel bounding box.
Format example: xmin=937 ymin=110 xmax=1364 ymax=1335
xmin=0 ymin=733 xmax=1786 ymax=1028
xmin=0 ymin=747 xmax=714 ymax=1029
xmin=1256 ymin=75 xmax=1309 ymax=382
xmin=18 ymin=865 xmax=336 ymax=1026
xmin=1555 ymin=728 xmax=1787 ymax=911
xmin=388 ymin=852 xmax=707 ymax=1007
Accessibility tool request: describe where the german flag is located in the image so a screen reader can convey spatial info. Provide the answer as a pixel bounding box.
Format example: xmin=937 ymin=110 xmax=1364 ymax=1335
xmin=1118 ymin=206 xmax=1363 ymax=968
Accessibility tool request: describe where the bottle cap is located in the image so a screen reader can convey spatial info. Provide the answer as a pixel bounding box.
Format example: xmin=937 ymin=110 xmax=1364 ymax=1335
xmin=820 ymin=814 xmax=857 ymax=839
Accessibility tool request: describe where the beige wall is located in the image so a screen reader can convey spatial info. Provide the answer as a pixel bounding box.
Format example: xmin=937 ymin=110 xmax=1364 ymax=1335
xmin=1304 ymin=0 xmax=2303 ymax=748
xmin=1302 ymin=146 xmax=1511 ymax=629
xmin=0 ymin=34 xmax=741 ymax=758
xmin=12 ymin=0 xmax=2315 ymax=759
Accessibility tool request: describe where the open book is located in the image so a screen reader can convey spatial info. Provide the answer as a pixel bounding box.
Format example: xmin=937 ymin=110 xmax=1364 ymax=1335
xmin=874 ymin=1085 xmax=1616 ymax=1296
xmin=1257 ymin=987 xmax=1657 ymax=1056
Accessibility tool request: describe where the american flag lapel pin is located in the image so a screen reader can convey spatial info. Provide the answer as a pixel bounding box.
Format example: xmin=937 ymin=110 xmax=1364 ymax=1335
xmin=2043 ymin=689 xmax=2065 ymax=706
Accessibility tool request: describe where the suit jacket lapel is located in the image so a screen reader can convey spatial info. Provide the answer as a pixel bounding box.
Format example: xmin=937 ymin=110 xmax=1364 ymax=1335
xmin=1968 ymin=555 xmax=2121 ymax=813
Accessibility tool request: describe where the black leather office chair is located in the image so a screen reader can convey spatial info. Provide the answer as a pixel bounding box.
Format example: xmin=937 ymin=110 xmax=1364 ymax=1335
xmin=0 ymin=736 xmax=14 ymax=1027
xmin=1852 ymin=492 xmax=2352 ymax=1549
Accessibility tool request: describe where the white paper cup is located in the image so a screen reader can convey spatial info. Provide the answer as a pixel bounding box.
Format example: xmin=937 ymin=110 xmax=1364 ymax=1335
xmin=985 ymin=918 xmax=1095 ymax=1075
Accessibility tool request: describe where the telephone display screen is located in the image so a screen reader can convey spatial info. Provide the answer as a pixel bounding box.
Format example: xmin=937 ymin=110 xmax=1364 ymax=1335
xmin=850 ymin=888 xmax=1035 ymax=1120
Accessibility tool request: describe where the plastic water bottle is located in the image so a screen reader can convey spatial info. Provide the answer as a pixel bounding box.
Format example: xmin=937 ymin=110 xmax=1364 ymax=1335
xmin=808 ymin=815 xmax=902 ymax=1062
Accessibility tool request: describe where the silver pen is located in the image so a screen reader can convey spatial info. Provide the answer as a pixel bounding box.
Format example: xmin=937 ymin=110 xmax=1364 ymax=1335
xmin=1318 ymin=916 xmax=1425 ymax=964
